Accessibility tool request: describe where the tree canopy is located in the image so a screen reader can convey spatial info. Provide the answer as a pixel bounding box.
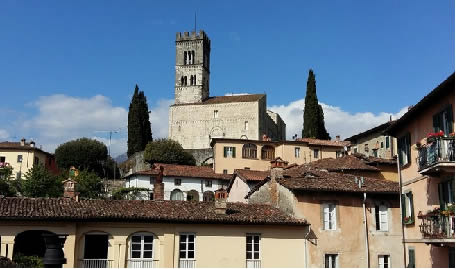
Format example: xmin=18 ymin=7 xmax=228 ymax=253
xmin=74 ymin=170 xmax=105 ymax=199
xmin=144 ymin=139 xmax=196 ymax=166
xmin=22 ymin=164 xmax=62 ymax=198
xmin=302 ymin=69 xmax=331 ymax=140
xmin=128 ymin=84 xmax=153 ymax=157
xmin=54 ymin=138 xmax=109 ymax=177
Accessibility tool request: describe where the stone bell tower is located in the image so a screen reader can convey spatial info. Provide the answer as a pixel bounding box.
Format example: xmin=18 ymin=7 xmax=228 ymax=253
xmin=174 ymin=30 xmax=211 ymax=104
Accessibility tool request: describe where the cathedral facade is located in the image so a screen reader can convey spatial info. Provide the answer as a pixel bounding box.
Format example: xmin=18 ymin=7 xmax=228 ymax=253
xmin=169 ymin=31 xmax=286 ymax=159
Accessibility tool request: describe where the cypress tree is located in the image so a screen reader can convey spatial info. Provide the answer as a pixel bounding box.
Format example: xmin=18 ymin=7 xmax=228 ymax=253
xmin=302 ymin=69 xmax=331 ymax=140
xmin=128 ymin=84 xmax=153 ymax=157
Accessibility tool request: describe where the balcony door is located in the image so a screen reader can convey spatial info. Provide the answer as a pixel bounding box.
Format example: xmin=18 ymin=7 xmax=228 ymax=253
xmin=83 ymin=234 xmax=109 ymax=268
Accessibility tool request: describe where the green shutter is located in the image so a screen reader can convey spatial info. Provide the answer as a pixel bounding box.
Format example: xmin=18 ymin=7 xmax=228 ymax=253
xmin=406 ymin=133 xmax=411 ymax=165
xmin=408 ymin=248 xmax=415 ymax=268
xmin=409 ymin=192 xmax=415 ymax=223
xmin=232 ymin=147 xmax=236 ymax=158
xmin=433 ymin=114 xmax=440 ymax=133
xmin=401 ymin=194 xmax=406 ymax=223
xmin=446 ymin=105 xmax=454 ymax=133
xmin=438 ymin=183 xmax=445 ymax=209
xmin=224 ymin=147 xmax=227 ymax=158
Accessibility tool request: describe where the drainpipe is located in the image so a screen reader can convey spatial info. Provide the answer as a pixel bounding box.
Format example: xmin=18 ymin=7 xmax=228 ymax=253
xmin=396 ymin=155 xmax=407 ymax=267
xmin=363 ymin=192 xmax=370 ymax=267
xmin=304 ymin=225 xmax=311 ymax=268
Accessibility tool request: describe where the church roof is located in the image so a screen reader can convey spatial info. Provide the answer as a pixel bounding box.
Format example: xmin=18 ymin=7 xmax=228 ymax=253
xmin=171 ymin=94 xmax=265 ymax=106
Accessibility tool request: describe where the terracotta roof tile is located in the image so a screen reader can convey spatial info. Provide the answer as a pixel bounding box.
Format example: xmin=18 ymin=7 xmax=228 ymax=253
xmin=352 ymin=153 xmax=397 ymax=165
xmin=0 ymin=198 xmax=307 ymax=226
xmin=171 ymin=94 xmax=265 ymax=106
xmin=295 ymin=138 xmax=350 ymax=147
xmin=131 ymin=163 xmax=232 ymax=180
xmin=234 ymin=169 xmax=270 ymax=181
xmin=309 ymin=155 xmax=379 ymax=172
xmin=0 ymin=141 xmax=52 ymax=155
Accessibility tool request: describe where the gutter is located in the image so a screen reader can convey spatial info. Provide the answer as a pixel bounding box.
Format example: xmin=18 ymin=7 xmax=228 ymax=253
xmin=363 ymin=192 xmax=370 ymax=268
xmin=396 ymin=155 xmax=407 ymax=267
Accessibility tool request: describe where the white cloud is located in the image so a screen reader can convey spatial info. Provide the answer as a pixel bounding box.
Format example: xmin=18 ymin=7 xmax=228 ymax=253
xmin=149 ymin=99 xmax=173 ymax=138
xmin=268 ymin=98 xmax=408 ymax=140
xmin=0 ymin=129 xmax=9 ymax=139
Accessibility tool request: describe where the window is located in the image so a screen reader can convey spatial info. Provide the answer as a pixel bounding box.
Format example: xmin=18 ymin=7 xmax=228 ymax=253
xmin=398 ymin=133 xmax=411 ymax=167
xmin=34 ymin=156 xmax=39 ymax=165
xmin=313 ymin=149 xmax=319 ymax=159
xmin=184 ymin=51 xmax=187 ymax=65
xmin=244 ymin=121 xmax=249 ymax=131
xmin=401 ymin=191 xmax=414 ymax=224
xmin=175 ymin=178 xmax=182 ymax=186
xmin=130 ymin=233 xmax=154 ymax=260
xmin=242 ymin=144 xmax=257 ymax=159
xmin=433 ymin=104 xmax=453 ymax=135
xmin=246 ymin=234 xmax=260 ymax=268
xmin=214 ymin=110 xmax=218 ymax=118
xmin=171 ymin=189 xmax=184 ymax=201
xmin=186 ymin=190 xmax=199 ymax=201
xmin=323 ymin=203 xmax=337 ymax=230
xmin=325 ymin=254 xmax=338 ymax=268
xmin=364 ymin=144 xmax=369 ymax=152
xmin=385 ymin=136 xmax=390 ymax=149
xmin=373 ymin=149 xmax=378 ymax=158
xmin=223 ymin=169 xmax=228 ymax=174
xmin=179 ymin=234 xmax=195 ymax=267
xmin=407 ymin=248 xmax=415 ymax=268
xmin=17 ymin=155 xmax=23 ymax=163
xmin=378 ymin=255 xmax=390 ymax=268
xmin=295 ymin=147 xmax=300 ymax=158
xmin=0 ymin=156 xmax=5 ymax=163
xmin=375 ymin=204 xmax=389 ymax=231
xmin=149 ymin=177 xmax=155 ymax=185
xmin=336 ymin=151 xmax=342 ymax=158
xmin=149 ymin=192 xmax=154 ymax=201
xmin=381 ymin=142 xmax=384 ymax=148
xmin=203 ymin=191 xmax=214 ymax=202
xmin=261 ymin=145 xmax=275 ymax=160
xmin=244 ymin=167 xmax=250 ymax=170
xmin=438 ymin=179 xmax=455 ymax=210
xmin=353 ymin=147 xmax=358 ymax=153
xmin=224 ymin=147 xmax=236 ymax=158
xmin=205 ymin=180 xmax=212 ymax=188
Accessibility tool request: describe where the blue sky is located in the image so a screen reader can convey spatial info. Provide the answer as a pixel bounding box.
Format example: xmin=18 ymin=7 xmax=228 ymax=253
xmin=0 ymin=0 xmax=454 ymax=156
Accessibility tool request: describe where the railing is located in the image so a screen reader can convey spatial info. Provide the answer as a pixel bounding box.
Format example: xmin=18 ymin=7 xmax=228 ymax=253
xmin=178 ymin=259 xmax=196 ymax=268
xmin=79 ymin=259 xmax=114 ymax=268
xmin=246 ymin=259 xmax=261 ymax=268
xmin=127 ymin=259 xmax=159 ymax=268
xmin=418 ymin=137 xmax=455 ymax=171
xmin=418 ymin=214 xmax=455 ymax=239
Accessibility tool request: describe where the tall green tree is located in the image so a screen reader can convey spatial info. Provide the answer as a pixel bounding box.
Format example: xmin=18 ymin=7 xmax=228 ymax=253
xmin=55 ymin=138 xmax=108 ymax=177
xmin=302 ymin=69 xmax=331 ymax=140
xmin=22 ymin=164 xmax=62 ymax=197
xmin=128 ymin=85 xmax=153 ymax=157
xmin=74 ymin=170 xmax=105 ymax=199
xmin=144 ymin=139 xmax=196 ymax=166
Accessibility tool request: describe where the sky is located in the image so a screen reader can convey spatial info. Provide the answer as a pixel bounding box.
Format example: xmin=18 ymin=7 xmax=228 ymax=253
xmin=0 ymin=0 xmax=454 ymax=157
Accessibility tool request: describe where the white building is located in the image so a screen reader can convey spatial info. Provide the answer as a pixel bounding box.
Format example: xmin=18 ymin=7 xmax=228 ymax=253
xmin=124 ymin=163 xmax=231 ymax=201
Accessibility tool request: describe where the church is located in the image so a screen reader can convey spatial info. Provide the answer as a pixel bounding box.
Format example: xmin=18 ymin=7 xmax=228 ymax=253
xmin=168 ymin=30 xmax=286 ymax=163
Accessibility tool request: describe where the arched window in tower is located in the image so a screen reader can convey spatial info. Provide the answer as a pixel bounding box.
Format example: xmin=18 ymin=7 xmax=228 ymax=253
xmin=192 ymin=51 xmax=195 ymax=64
xmin=181 ymin=76 xmax=184 ymax=86
xmin=184 ymin=51 xmax=187 ymax=65
xmin=189 ymin=76 xmax=193 ymax=86
xmin=184 ymin=76 xmax=187 ymax=86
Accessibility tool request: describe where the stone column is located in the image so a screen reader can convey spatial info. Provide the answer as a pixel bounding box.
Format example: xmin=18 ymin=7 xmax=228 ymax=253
xmin=113 ymin=237 xmax=127 ymax=268
xmin=0 ymin=236 xmax=15 ymax=259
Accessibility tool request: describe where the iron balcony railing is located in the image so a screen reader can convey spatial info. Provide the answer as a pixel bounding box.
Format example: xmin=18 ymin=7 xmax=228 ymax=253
xmin=79 ymin=259 xmax=114 ymax=268
xmin=127 ymin=259 xmax=159 ymax=268
xmin=418 ymin=214 xmax=455 ymax=239
xmin=418 ymin=137 xmax=455 ymax=172
xmin=246 ymin=259 xmax=261 ymax=268
xmin=178 ymin=259 xmax=196 ymax=268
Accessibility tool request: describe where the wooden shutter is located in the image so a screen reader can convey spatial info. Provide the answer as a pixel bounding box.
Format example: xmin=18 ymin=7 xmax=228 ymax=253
xmin=233 ymin=147 xmax=236 ymax=158
xmin=330 ymin=205 xmax=336 ymax=230
xmin=408 ymin=248 xmax=415 ymax=268
xmin=378 ymin=256 xmax=384 ymax=268
xmin=375 ymin=205 xmax=380 ymax=230
xmin=433 ymin=114 xmax=440 ymax=133
xmin=323 ymin=204 xmax=330 ymax=230
xmin=409 ymin=192 xmax=415 ymax=223
xmin=406 ymin=133 xmax=411 ymax=165
xmin=379 ymin=205 xmax=388 ymax=231
xmin=446 ymin=105 xmax=454 ymax=133
xmin=224 ymin=147 xmax=227 ymax=158
xmin=401 ymin=194 xmax=406 ymax=223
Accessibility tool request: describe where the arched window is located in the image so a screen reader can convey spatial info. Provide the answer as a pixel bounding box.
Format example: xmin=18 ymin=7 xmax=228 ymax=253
xmin=171 ymin=189 xmax=184 ymax=201
xmin=183 ymin=76 xmax=187 ymax=86
xmin=203 ymin=191 xmax=215 ymax=202
xmin=128 ymin=233 xmax=155 ymax=267
xmin=261 ymin=145 xmax=275 ymax=160
xmin=242 ymin=143 xmax=257 ymax=159
xmin=186 ymin=190 xmax=199 ymax=201
xmin=191 ymin=51 xmax=195 ymax=64
xmin=184 ymin=51 xmax=187 ymax=65
xmin=181 ymin=76 xmax=184 ymax=86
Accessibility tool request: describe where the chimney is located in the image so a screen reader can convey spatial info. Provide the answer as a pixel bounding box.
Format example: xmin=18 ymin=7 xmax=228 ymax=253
xmin=153 ymin=166 xmax=165 ymax=200
xmin=63 ymin=178 xmax=79 ymax=201
xmin=270 ymin=157 xmax=288 ymax=169
xmin=20 ymin=138 xmax=26 ymax=146
xmin=335 ymin=135 xmax=340 ymax=142
xmin=30 ymin=141 xmax=35 ymax=148
xmin=214 ymin=188 xmax=228 ymax=214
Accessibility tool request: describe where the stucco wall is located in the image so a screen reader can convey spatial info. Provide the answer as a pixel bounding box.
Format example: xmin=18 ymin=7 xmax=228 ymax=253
xmin=0 ymin=149 xmax=48 ymax=180
xmin=0 ymin=221 xmax=307 ymax=268
xmin=351 ymin=133 xmax=396 ymax=159
xmin=227 ymin=176 xmax=250 ymax=203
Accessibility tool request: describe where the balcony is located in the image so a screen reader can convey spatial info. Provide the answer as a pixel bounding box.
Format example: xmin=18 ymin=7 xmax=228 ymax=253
xmin=246 ymin=259 xmax=261 ymax=268
xmin=127 ymin=259 xmax=159 ymax=268
xmin=417 ymin=136 xmax=454 ymax=173
xmin=79 ymin=259 xmax=114 ymax=268
xmin=418 ymin=212 xmax=455 ymax=240
xmin=179 ymin=259 xmax=196 ymax=268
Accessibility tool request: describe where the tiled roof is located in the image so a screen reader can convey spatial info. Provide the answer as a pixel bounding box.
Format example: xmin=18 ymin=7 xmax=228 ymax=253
xmin=280 ymin=165 xmax=399 ymax=194
xmin=0 ymin=198 xmax=307 ymax=226
xmin=0 ymin=141 xmax=52 ymax=155
xmin=352 ymin=153 xmax=397 ymax=165
xmin=171 ymin=94 xmax=265 ymax=106
xmin=295 ymin=138 xmax=350 ymax=147
xmin=130 ymin=163 xmax=232 ymax=181
xmin=309 ymin=155 xmax=380 ymax=172
xmin=235 ymin=169 xmax=270 ymax=181
xmin=344 ymin=121 xmax=395 ymax=142
xmin=387 ymin=73 xmax=455 ymax=135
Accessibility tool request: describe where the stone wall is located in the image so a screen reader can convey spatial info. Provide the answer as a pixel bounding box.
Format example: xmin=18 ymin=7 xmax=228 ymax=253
xmin=184 ymin=148 xmax=214 ymax=166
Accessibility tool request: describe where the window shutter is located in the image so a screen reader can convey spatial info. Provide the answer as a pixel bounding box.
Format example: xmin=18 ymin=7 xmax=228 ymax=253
xmin=406 ymin=133 xmax=411 ymax=165
xmin=408 ymin=248 xmax=415 ymax=268
xmin=433 ymin=114 xmax=440 ymax=133
xmin=323 ymin=204 xmax=329 ymax=230
xmin=446 ymin=105 xmax=454 ymax=133
xmin=409 ymin=193 xmax=415 ymax=223
xmin=401 ymin=194 xmax=406 ymax=223
xmin=330 ymin=205 xmax=337 ymax=230
xmin=379 ymin=256 xmax=384 ymax=268
xmin=224 ymin=147 xmax=227 ymax=158
xmin=450 ymin=180 xmax=455 ymax=204
xmin=379 ymin=206 xmax=388 ymax=231
xmin=233 ymin=147 xmax=236 ymax=158
xmin=398 ymin=137 xmax=404 ymax=166
xmin=375 ymin=205 xmax=380 ymax=230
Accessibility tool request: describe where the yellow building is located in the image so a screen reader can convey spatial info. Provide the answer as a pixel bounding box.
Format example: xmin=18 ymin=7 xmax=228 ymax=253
xmin=211 ymin=137 xmax=350 ymax=174
xmin=0 ymin=139 xmax=58 ymax=179
xmin=0 ymin=196 xmax=309 ymax=268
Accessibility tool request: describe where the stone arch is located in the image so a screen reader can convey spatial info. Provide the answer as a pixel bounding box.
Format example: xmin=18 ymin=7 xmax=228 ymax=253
xmin=77 ymin=230 xmax=113 ymax=268
xmin=209 ymin=126 xmax=224 ymax=139
xmin=13 ymin=230 xmax=56 ymax=260
xmin=126 ymin=232 xmax=158 ymax=266
xmin=186 ymin=190 xmax=199 ymax=201
xmin=203 ymin=191 xmax=215 ymax=202
xmin=170 ymin=189 xmax=184 ymax=201
xmin=242 ymin=143 xmax=258 ymax=159
xmin=261 ymin=145 xmax=275 ymax=160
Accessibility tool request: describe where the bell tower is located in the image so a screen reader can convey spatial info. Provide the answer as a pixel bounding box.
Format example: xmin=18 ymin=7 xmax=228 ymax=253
xmin=174 ymin=30 xmax=211 ymax=104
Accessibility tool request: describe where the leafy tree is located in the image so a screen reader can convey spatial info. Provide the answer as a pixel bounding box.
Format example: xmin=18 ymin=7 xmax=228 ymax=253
xmin=22 ymin=164 xmax=62 ymax=198
xmin=74 ymin=170 xmax=105 ymax=199
xmin=0 ymin=164 xmax=17 ymax=196
xmin=111 ymin=187 xmax=150 ymax=200
xmin=128 ymin=84 xmax=153 ymax=157
xmin=144 ymin=139 xmax=196 ymax=166
xmin=302 ymin=69 xmax=331 ymax=140
xmin=13 ymin=254 xmax=43 ymax=268
xmin=54 ymin=138 xmax=108 ymax=177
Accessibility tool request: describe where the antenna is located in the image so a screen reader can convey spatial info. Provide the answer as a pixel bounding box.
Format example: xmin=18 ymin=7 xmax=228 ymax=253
xmin=194 ymin=11 xmax=197 ymax=33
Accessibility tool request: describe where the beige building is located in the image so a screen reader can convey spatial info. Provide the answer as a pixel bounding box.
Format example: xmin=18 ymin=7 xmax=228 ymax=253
xmin=345 ymin=121 xmax=397 ymax=159
xmin=0 ymin=196 xmax=309 ymax=268
xmin=247 ymin=164 xmax=404 ymax=268
xmin=211 ymin=137 xmax=349 ymax=174
xmin=386 ymin=73 xmax=455 ymax=267
xmin=168 ymin=31 xmax=285 ymax=164
xmin=0 ymin=139 xmax=58 ymax=179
